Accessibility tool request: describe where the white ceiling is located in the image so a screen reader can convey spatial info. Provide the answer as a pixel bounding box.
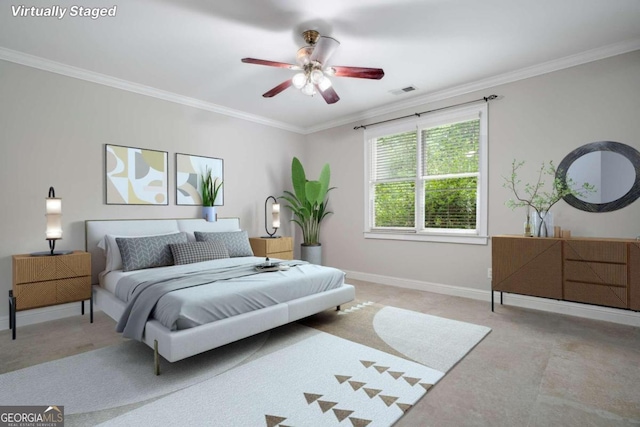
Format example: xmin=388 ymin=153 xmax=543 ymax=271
xmin=1 ymin=0 xmax=639 ymax=133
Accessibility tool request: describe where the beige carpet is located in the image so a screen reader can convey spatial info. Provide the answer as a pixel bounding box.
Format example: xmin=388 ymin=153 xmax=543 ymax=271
xmin=0 ymin=302 xmax=490 ymax=426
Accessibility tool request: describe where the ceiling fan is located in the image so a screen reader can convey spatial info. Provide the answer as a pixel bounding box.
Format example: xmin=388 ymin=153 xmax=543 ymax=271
xmin=241 ymin=30 xmax=385 ymax=104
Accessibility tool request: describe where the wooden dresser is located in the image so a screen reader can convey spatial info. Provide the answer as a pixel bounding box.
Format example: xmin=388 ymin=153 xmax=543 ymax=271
xmin=491 ymin=235 xmax=640 ymax=312
xmin=10 ymin=251 xmax=93 ymax=339
xmin=249 ymin=237 xmax=294 ymax=260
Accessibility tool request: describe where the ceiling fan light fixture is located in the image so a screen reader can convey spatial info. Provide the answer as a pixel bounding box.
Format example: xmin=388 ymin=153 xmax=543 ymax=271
xmin=310 ymin=69 xmax=324 ymax=84
xmin=318 ymin=76 xmax=332 ymax=92
xmin=301 ymin=82 xmax=316 ymax=96
xmin=292 ymin=72 xmax=307 ymax=89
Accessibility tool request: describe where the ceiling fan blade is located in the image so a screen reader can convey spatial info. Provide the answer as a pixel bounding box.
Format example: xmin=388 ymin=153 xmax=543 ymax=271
xmin=262 ymin=79 xmax=293 ymax=98
xmin=310 ymin=36 xmax=340 ymax=65
xmin=316 ymin=84 xmax=340 ymax=104
xmin=242 ymin=58 xmax=300 ymax=70
xmin=329 ymin=66 xmax=385 ymax=80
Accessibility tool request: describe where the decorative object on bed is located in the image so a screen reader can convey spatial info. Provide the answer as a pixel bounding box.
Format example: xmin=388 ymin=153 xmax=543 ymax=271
xmin=281 ymin=157 xmax=334 ymax=264
xmin=503 ymin=159 xmax=595 ymax=237
xmin=263 ymin=195 xmax=281 ymax=238
xmin=175 ymin=153 xmax=224 ymax=208
xmin=116 ymin=232 xmax=188 ymax=272
xmin=169 ymin=241 xmax=230 ymax=265
xmin=32 ymin=187 xmax=72 ymax=256
xmin=194 ymin=230 xmax=254 ymax=257
xmin=85 ymin=218 xmax=355 ymax=375
xmin=200 ymin=166 xmax=223 ymax=222
xmin=105 ymin=144 xmax=168 ymax=205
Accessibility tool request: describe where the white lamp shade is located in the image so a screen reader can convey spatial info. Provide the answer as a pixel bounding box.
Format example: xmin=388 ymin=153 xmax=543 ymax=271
xmin=292 ymin=73 xmax=306 ymax=89
xmin=272 ymin=203 xmax=281 ymax=228
xmin=46 ymin=214 xmax=62 ymax=239
xmin=46 ymin=198 xmax=62 ymax=214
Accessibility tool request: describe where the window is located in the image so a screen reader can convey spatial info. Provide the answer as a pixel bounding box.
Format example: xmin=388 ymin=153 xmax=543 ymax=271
xmin=364 ymin=103 xmax=488 ymax=244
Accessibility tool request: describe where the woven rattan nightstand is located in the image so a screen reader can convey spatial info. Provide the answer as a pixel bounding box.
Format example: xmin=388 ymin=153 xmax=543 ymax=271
xmin=9 ymin=251 xmax=92 ymax=339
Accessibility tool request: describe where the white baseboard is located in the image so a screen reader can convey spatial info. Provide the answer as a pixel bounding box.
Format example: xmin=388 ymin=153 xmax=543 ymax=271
xmin=0 ymin=302 xmax=100 ymax=331
xmin=344 ymin=270 xmax=640 ymax=328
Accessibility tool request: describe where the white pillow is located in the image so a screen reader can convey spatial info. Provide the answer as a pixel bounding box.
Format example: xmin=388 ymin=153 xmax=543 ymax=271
xmin=98 ymin=231 xmax=181 ymax=273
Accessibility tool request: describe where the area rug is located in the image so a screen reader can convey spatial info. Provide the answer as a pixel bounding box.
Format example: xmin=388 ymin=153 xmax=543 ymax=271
xmin=0 ymin=302 xmax=491 ymax=426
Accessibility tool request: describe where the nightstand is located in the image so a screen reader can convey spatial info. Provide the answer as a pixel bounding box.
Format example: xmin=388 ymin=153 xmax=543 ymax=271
xmin=9 ymin=251 xmax=92 ymax=339
xmin=249 ymin=237 xmax=294 ymax=260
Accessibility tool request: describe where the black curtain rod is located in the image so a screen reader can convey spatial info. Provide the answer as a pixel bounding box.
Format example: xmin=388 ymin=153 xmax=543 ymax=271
xmin=353 ymin=94 xmax=499 ymax=130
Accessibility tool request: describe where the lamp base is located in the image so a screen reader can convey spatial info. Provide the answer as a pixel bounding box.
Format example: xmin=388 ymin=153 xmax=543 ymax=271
xmin=30 ymin=250 xmax=73 ymax=257
xmin=260 ymin=236 xmax=282 ymax=239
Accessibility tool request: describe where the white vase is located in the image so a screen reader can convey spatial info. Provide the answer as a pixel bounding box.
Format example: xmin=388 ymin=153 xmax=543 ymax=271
xmin=532 ymin=210 xmax=553 ymax=237
xmin=301 ymin=244 xmax=322 ymax=265
xmin=202 ymin=206 xmax=217 ymax=222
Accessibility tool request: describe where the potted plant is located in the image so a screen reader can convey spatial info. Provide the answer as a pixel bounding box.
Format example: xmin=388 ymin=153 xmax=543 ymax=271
xmin=503 ymin=160 xmax=594 ymax=236
xmin=201 ymin=166 xmax=223 ymax=222
xmin=281 ymin=157 xmax=334 ymax=264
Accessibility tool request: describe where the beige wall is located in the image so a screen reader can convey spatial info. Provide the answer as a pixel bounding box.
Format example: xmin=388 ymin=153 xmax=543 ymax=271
xmin=0 ymin=60 xmax=305 ymax=320
xmin=305 ymin=50 xmax=640 ymax=290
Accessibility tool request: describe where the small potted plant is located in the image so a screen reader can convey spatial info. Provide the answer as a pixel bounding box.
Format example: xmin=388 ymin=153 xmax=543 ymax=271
xmin=280 ymin=157 xmax=334 ymax=264
xmin=201 ymin=167 xmax=223 ymax=222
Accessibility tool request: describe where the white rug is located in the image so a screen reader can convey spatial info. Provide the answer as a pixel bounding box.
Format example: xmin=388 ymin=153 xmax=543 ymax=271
xmin=0 ymin=305 xmax=491 ymax=426
xmin=100 ymin=331 xmax=444 ymax=427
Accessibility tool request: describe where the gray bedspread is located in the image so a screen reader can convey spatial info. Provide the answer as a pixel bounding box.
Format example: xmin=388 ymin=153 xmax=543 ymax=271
xmin=114 ymin=257 xmax=345 ymax=341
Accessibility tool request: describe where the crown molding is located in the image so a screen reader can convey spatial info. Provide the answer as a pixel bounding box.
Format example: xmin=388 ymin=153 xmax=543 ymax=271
xmin=304 ymin=38 xmax=640 ymax=134
xmin=0 ymin=47 xmax=306 ymax=134
xmin=1 ymin=39 xmax=639 ymax=136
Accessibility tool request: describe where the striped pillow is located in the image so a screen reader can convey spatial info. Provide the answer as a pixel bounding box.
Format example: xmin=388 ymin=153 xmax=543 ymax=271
xmin=169 ymin=241 xmax=230 ymax=265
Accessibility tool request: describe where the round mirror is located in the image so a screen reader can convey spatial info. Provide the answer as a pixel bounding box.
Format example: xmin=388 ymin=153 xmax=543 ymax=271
xmin=556 ymin=141 xmax=640 ymax=212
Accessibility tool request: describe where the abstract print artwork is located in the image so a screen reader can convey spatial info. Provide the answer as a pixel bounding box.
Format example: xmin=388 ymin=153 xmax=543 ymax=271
xmin=105 ymin=144 xmax=168 ymax=205
xmin=176 ymin=153 xmax=224 ymax=205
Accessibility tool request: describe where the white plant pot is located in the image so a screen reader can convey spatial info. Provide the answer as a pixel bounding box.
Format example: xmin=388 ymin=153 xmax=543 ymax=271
xmin=202 ymin=206 xmax=217 ymax=222
xmin=301 ymin=244 xmax=322 ymax=265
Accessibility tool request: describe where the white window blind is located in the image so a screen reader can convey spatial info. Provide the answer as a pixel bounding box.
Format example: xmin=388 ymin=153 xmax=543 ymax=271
xmin=364 ymin=103 xmax=488 ymax=245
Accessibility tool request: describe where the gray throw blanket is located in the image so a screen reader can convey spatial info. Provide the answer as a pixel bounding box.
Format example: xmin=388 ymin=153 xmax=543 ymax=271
xmin=116 ymin=260 xmax=305 ymax=341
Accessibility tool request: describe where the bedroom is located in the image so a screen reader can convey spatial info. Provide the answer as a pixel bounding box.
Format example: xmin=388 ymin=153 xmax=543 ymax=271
xmin=1 ymin=0 xmax=640 ymax=425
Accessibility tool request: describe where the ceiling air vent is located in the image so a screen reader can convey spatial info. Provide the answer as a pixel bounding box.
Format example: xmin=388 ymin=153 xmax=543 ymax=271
xmin=389 ymin=86 xmax=418 ymax=96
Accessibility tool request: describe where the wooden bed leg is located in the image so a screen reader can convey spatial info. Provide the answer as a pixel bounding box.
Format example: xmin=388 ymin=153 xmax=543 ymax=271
xmin=336 ymin=305 xmax=341 ymax=311
xmin=154 ymin=340 xmax=160 ymax=376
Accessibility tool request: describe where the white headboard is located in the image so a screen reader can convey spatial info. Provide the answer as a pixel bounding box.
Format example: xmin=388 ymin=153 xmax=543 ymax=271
xmin=85 ymin=218 xmax=241 ymax=284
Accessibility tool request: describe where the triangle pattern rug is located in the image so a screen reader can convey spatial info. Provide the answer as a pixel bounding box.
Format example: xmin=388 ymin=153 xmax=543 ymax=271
xmin=0 ymin=303 xmax=491 ymax=426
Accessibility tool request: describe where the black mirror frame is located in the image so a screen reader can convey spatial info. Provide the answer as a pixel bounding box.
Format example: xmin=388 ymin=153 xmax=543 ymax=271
xmin=556 ymin=141 xmax=640 ymax=213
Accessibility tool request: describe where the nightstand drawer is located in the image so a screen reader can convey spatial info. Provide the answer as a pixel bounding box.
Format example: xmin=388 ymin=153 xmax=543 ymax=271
xmin=14 ymin=281 xmax=57 ymax=310
xmin=250 ymin=238 xmax=292 ymax=254
xmin=269 ymin=250 xmax=294 ymax=260
xmin=13 ymin=251 xmax=91 ymax=284
xmin=14 ymin=277 xmax=90 ymax=310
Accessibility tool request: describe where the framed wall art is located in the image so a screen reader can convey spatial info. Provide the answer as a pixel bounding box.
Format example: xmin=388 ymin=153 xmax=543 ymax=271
xmin=176 ymin=153 xmax=224 ymax=206
xmin=105 ymin=144 xmax=168 ymax=205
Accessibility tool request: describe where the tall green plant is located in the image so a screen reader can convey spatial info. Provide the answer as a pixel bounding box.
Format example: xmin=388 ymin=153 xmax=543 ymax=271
xmin=281 ymin=157 xmax=334 ymax=245
xmin=201 ymin=167 xmax=223 ymax=207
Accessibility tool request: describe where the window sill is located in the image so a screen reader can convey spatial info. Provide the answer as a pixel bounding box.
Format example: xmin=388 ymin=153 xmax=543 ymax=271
xmin=364 ymin=232 xmax=488 ymax=245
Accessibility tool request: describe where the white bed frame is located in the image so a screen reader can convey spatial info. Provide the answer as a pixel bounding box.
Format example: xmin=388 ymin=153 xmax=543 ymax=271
xmin=85 ymin=218 xmax=355 ymax=374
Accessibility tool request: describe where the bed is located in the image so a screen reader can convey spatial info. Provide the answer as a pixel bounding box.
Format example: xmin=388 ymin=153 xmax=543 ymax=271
xmin=85 ymin=218 xmax=355 ymax=374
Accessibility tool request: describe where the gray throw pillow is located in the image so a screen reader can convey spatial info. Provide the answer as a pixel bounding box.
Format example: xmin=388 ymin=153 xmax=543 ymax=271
xmin=169 ymin=241 xmax=230 ymax=265
xmin=116 ymin=232 xmax=188 ymax=272
xmin=194 ymin=231 xmax=254 ymax=257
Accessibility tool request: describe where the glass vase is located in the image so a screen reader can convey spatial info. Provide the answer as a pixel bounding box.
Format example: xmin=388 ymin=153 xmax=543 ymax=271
xmin=532 ymin=210 xmax=553 ymax=237
xmin=524 ymin=216 xmax=533 ymax=237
